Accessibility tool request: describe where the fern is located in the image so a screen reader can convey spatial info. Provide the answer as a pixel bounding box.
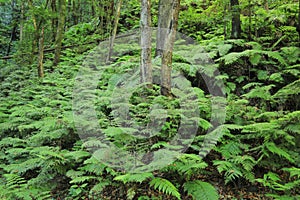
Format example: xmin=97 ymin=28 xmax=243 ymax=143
xmin=264 ymin=142 xmax=294 ymax=163
xmin=273 ymin=79 xmax=300 ymax=100
xmin=242 ymin=84 xmax=275 ymax=100
xmin=174 ymin=154 xmax=208 ymax=179
xmin=149 ymin=177 xmax=181 ymax=199
xmin=217 ymin=141 xmax=243 ymax=159
xmin=184 ymin=180 xmax=218 ymax=200
xmin=114 ymin=172 xmax=154 ymax=184
xmin=219 ymin=49 xmax=287 ymax=67
xmin=1 ymin=174 xmax=51 ymax=200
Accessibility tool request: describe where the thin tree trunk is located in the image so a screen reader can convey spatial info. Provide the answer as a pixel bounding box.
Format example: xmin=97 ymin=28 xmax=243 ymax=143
xmin=160 ymin=0 xmax=181 ymax=97
xmin=297 ymin=0 xmax=300 ymax=47
xmin=20 ymin=1 xmax=25 ymax=42
xmin=140 ymin=0 xmax=152 ymax=86
xmin=297 ymin=1 xmax=300 ymax=47
xmin=223 ymin=1 xmax=228 ymax=39
xmin=230 ymin=0 xmax=241 ymax=39
xmin=28 ymin=0 xmax=38 ymax=64
xmin=38 ymin=27 xmax=45 ymax=78
xmin=263 ymin=0 xmax=269 ymax=11
xmin=155 ymin=0 xmax=173 ymax=57
xmin=53 ymin=0 xmax=66 ymax=66
xmin=106 ymin=0 xmax=122 ymax=63
xmin=72 ymin=0 xmax=78 ymax=25
xmin=248 ymin=0 xmax=252 ymax=41
xmin=51 ymin=0 xmax=58 ymax=41
xmin=67 ymin=0 xmax=72 ymax=27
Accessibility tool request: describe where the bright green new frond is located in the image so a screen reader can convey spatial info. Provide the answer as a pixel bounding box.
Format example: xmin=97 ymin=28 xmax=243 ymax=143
xmin=114 ymin=172 xmax=154 ymax=184
xmin=273 ymin=79 xmax=300 ymax=100
xmin=80 ymin=161 xmax=106 ymax=176
xmin=242 ymin=84 xmax=275 ymax=100
xmin=218 ymin=141 xmax=242 ymax=159
xmin=282 ymin=167 xmax=300 ymax=179
xmin=70 ymin=176 xmax=96 ymax=184
xmin=265 ymin=142 xmax=294 ymax=163
xmin=149 ymin=177 xmax=181 ymax=200
xmin=184 ymin=180 xmax=218 ymax=200
xmin=175 ymin=154 xmax=208 ymax=178
xmin=65 ymin=150 xmax=91 ymax=162
xmin=3 ymin=158 xmax=42 ymax=175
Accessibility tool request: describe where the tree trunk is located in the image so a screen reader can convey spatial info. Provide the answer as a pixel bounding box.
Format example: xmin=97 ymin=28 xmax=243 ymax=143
xmin=155 ymin=0 xmax=173 ymax=57
xmin=263 ymin=0 xmax=269 ymax=11
xmin=223 ymin=1 xmax=229 ymax=39
xmin=53 ymin=0 xmax=66 ymax=66
xmin=106 ymin=0 xmax=122 ymax=63
xmin=72 ymin=0 xmax=78 ymax=25
xmin=38 ymin=27 xmax=45 ymax=78
xmin=140 ymin=0 xmax=152 ymax=86
xmin=248 ymin=0 xmax=252 ymax=41
xmin=159 ymin=0 xmax=181 ymax=96
xmin=297 ymin=0 xmax=300 ymax=47
xmin=28 ymin=0 xmax=38 ymax=64
xmin=51 ymin=0 xmax=58 ymax=41
xmin=230 ymin=0 xmax=241 ymax=39
xmin=20 ymin=1 xmax=25 ymax=42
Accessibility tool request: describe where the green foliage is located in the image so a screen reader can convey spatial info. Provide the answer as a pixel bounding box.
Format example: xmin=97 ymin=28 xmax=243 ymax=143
xmin=0 ymin=1 xmax=299 ymax=199
xmin=149 ymin=177 xmax=181 ymax=200
xmin=184 ymin=180 xmax=218 ymax=200
xmin=114 ymin=172 xmax=154 ymax=184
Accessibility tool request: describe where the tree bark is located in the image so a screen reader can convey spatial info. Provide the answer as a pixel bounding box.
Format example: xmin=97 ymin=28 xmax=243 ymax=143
xmin=6 ymin=0 xmax=18 ymax=56
xmin=248 ymin=0 xmax=252 ymax=41
xmin=155 ymin=0 xmax=173 ymax=57
xmin=159 ymin=0 xmax=181 ymax=96
xmin=223 ymin=1 xmax=229 ymax=39
xmin=72 ymin=0 xmax=78 ymax=25
xmin=106 ymin=0 xmax=122 ymax=63
xmin=38 ymin=27 xmax=45 ymax=78
xmin=263 ymin=0 xmax=269 ymax=11
xmin=28 ymin=0 xmax=38 ymax=64
xmin=297 ymin=0 xmax=300 ymax=47
xmin=140 ymin=0 xmax=152 ymax=86
xmin=230 ymin=0 xmax=241 ymax=39
xmin=20 ymin=1 xmax=25 ymax=42
xmin=51 ymin=0 xmax=58 ymax=41
xmin=53 ymin=0 xmax=66 ymax=66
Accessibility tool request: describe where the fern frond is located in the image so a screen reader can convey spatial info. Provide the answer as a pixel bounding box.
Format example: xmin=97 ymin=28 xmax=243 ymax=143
xmin=242 ymin=84 xmax=275 ymax=100
xmin=80 ymin=158 xmax=107 ymax=175
xmin=70 ymin=176 xmax=96 ymax=184
xmin=114 ymin=172 xmax=154 ymax=184
xmin=218 ymin=141 xmax=242 ymax=159
xmin=273 ymin=79 xmax=300 ymax=100
xmin=89 ymin=180 xmax=111 ymax=195
xmin=184 ymin=180 xmax=218 ymax=200
xmin=265 ymin=142 xmax=294 ymax=163
xmin=175 ymin=154 xmax=208 ymax=178
xmin=282 ymin=167 xmax=300 ymax=179
xmin=149 ymin=177 xmax=181 ymax=199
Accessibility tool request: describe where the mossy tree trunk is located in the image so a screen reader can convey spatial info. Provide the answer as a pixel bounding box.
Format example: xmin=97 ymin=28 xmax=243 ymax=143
xmin=158 ymin=0 xmax=181 ymax=97
xmin=38 ymin=27 xmax=45 ymax=78
xmin=230 ymin=0 xmax=241 ymax=39
xmin=106 ymin=0 xmax=122 ymax=63
xmin=297 ymin=0 xmax=300 ymax=47
xmin=53 ymin=0 xmax=66 ymax=66
xmin=140 ymin=0 xmax=152 ymax=86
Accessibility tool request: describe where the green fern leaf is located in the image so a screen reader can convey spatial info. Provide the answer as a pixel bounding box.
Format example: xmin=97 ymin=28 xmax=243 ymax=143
xmin=218 ymin=141 xmax=242 ymax=159
xmin=114 ymin=172 xmax=154 ymax=184
xmin=70 ymin=176 xmax=96 ymax=184
xmin=184 ymin=180 xmax=218 ymax=200
xmin=149 ymin=177 xmax=181 ymax=199
xmin=265 ymin=142 xmax=294 ymax=163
